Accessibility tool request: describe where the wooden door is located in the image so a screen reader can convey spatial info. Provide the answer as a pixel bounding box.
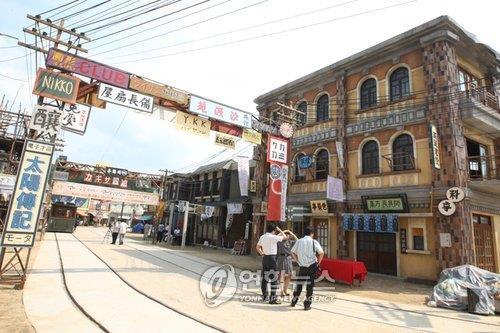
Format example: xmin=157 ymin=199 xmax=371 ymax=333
xmin=357 ymin=232 xmax=397 ymax=276
xmin=473 ymin=215 xmax=495 ymax=272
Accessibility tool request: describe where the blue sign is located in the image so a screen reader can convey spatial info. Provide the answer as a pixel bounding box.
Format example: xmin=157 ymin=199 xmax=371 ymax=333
xmin=298 ymin=155 xmax=313 ymax=169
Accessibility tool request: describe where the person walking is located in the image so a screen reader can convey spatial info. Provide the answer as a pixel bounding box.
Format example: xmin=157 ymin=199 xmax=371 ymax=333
xmin=118 ymin=220 xmax=128 ymax=245
xmin=255 ymin=223 xmax=287 ymax=304
xmin=111 ymin=220 xmax=120 ymax=244
xmin=277 ymin=229 xmax=297 ymax=297
xmin=290 ymin=226 xmax=324 ymax=311
xmin=156 ymin=222 xmax=165 ymax=243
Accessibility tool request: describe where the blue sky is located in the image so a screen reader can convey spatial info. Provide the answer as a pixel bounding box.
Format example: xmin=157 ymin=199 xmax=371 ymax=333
xmin=0 ymin=0 xmax=499 ymax=174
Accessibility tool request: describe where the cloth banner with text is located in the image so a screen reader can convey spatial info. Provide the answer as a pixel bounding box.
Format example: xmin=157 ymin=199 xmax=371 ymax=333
xmin=237 ymin=156 xmax=249 ymax=196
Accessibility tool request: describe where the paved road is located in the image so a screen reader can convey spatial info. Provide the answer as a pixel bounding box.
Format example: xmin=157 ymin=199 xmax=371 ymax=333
xmin=23 ymin=228 xmax=500 ymax=333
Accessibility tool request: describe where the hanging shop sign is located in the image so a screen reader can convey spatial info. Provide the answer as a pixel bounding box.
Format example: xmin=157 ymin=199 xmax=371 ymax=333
xmin=189 ymin=95 xmax=252 ymax=129
xmin=446 ymin=186 xmax=465 ymax=203
xmin=326 ymin=175 xmax=344 ymax=202
xmin=62 ymin=104 xmax=91 ymax=135
xmin=310 ymin=200 xmax=328 ymax=215
xmin=429 ymin=123 xmax=441 ymax=170
xmin=252 ymin=119 xmax=278 ymax=135
xmin=298 ymin=155 xmax=313 ymax=169
xmin=279 ymin=122 xmax=294 ymax=138
xmin=214 ymin=132 xmax=237 ymax=149
xmin=237 ymin=156 xmax=249 ymax=196
xmin=105 ymin=167 xmax=128 ymax=177
xmin=32 ymin=68 xmax=80 ymax=104
xmin=29 ymin=105 xmax=64 ymax=137
xmin=211 ymin=120 xmax=243 ymax=137
xmin=267 ymin=164 xmax=288 ymax=221
xmin=335 ymin=141 xmax=345 ymax=169
xmin=51 ymin=181 xmax=159 ymax=206
xmin=46 ymin=48 xmax=130 ymax=88
xmin=362 ymin=194 xmax=409 ymax=213
xmin=242 ymin=128 xmax=262 ymax=145
xmin=175 ymin=111 xmax=211 ymax=136
xmin=129 ymin=75 xmax=189 ymax=106
xmin=342 ymin=214 xmax=399 ymax=233
xmin=438 ymin=199 xmax=456 ymax=216
xmin=267 ymin=135 xmax=288 ymax=164
xmin=77 ymin=81 xmax=106 ymax=109
xmin=250 ymin=180 xmax=257 ymax=192
xmin=98 ymin=83 xmax=154 ymax=113
xmin=227 ymin=202 xmax=243 ymax=214
xmin=1 ymin=140 xmax=54 ymax=247
xmin=83 ymin=172 xmax=128 ymax=188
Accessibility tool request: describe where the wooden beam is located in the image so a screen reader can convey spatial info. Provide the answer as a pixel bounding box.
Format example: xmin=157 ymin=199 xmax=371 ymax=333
xmin=27 ymin=14 xmax=91 ymax=41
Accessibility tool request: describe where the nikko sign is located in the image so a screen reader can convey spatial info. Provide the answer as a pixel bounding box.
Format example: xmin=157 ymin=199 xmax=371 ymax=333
xmin=1 ymin=140 xmax=54 ymax=247
xmin=32 ymin=68 xmax=80 ymax=104
xmin=189 ymin=95 xmax=252 ymax=129
xmin=98 ymin=83 xmax=154 ymax=113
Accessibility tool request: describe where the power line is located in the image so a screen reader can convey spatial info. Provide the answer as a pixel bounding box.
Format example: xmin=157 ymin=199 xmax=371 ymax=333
xmin=53 ymin=0 xmax=112 ymax=22
xmin=67 ymin=0 xmax=137 ymax=28
xmin=47 ymin=0 xmax=91 ymax=20
xmin=37 ymin=0 xmax=81 ymax=16
xmin=0 ymin=73 xmax=25 ymax=82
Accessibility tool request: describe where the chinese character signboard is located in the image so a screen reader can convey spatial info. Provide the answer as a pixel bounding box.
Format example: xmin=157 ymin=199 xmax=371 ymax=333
xmin=242 ymin=128 xmax=262 ymax=144
xmin=438 ymin=199 xmax=456 ymax=216
xmin=362 ymin=194 xmax=409 ymax=213
xmin=83 ymin=172 xmax=128 ymax=188
xmin=129 ymin=75 xmax=188 ymax=106
xmin=267 ymin=135 xmax=288 ymax=164
xmin=429 ymin=123 xmax=441 ymax=169
xmin=98 ymin=83 xmax=153 ymax=113
xmin=1 ymin=140 xmax=54 ymax=247
xmin=62 ymin=104 xmax=91 ymax=135
xmin=105 ymin=167 xmax=128 ymax=177
xmin=29 ymin=105 xmax=64 ymax=137
xmin=310 ymin=200 xmax=328 ymax=215
xmin=175 ymin=111 xmax=211 ymax=136
xmin=32 ymin=68 xmax=80 ymax=104
xmin=189 ymin=95 xmax=252 ymax=129
xmin=326 ymin=176 xmax=344 ymax=202
xmin=214 ymin=132 xmax=237 ymax=149
xmin=46 ymin=48 xmax=130 ymax=88
xmin=446 ymin=186 xmax=465 ymax=203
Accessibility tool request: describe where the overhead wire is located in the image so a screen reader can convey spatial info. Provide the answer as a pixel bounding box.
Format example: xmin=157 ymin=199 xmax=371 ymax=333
xmin=53 ymin=0 xmax=112 ymax=22
xmin=67 ymin=0 xmax=138 ymax=28
xmin=37 ymin=0 xmax=81 ymax=16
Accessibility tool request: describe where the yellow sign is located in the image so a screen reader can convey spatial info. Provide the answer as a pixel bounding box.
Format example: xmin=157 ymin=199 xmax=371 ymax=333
xmin=215 ymin=132 xmax=236 ymax=149
xmin=242 ymin=128 xmax=262 ymax=144
xmin=310 ymin=200 xmax=328 ymax=215
xmin=130 ymin=76 xmax=189 ymax=106
xmin=175 ymin=111 xmax=211 ymax=136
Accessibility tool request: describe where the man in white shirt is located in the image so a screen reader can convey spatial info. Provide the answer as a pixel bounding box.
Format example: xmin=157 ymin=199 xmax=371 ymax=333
xmin=118 ymin=220 xmax=128 ymax=245
xmin=256 ymin=223 xmax=287 ymax=304
xmin=290 ymin=226 xmax=324 ymax=310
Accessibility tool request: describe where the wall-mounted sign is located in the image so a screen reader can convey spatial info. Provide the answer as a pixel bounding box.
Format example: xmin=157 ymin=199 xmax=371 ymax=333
xmin=129 ymin=75 xmax=189 ymax=106
xmin=439 ymin=233 xmax=452 ymax=247
xmin=267 ymin=164 xmax=287 ymax=221
xmin=250 ymin=180 xmax=257 ymax=192
xmin=62 ymin=104 xmax=91 ymax=135
xmin=0 ymin=174 xmax=16 ymax=188
xmin=1 ymin=140 xmax=54 ymax=247
xmin=335 ymin=141 xmax=345 ymax=169
xmin=362 ymin=194 xmax=409 ymax=213
xmin=53 ymin=171 xmax=69 ymax=181
xmin=29 ymin=105 xmax=64 ymax=137
xmin=292 ymin=128 xmax=337 ymax=148
xmin=342 ymin=214 xmax=398 ymax=233
xmin=326 ymin=176 xmax=344 ymax=202
xmin=83 ymin=172 xmax=128 ymax=188
xmin=211 ymin=120 xmax=243 ymax=137
xmin=46 ymin=48 xmax=130 ymax=88
xmin=400 ymin=228 xmax=407 ymax=253
xmin=279 ymin=122 xmax=294 ymax=138
xmin=267 ymin=135 xmax=288 ymax=164
xmin=446 ymin=187 xmax=465 ymax=203
xmin=105 ymin=167 xmax=128 ymax=177
xmin=98 ymin=83 xmax=153 ymax=113
xmin=32 ymin=68 xmax=80 ymax=104
xmin=310 ymin=200 xmax=328 ymax=215
xmin=227 ymin=202 xmax=243 ymax=214
xmin=242 ymin=128 xmax=262 ymax=145
xmin=298 ymin=155 xmax=313 ymax=169
xmin=215 ymin=132 xmax=237 ymax=149
xmin=175 ymin=111 xmax=211 ymax=136
xmin=189 ymin=95 xmax=252 ymax=129
xmin=252 ymin=119 xmax=278 ymax=135
xmin=270 ymin=164 xmax=282 ymax=180
xmin=260 ymin=201 xmax=268 ymax=213
xmin=438 ymin=199 xmax=456 ymax=216
xmin=429 ymin=123 xmax=441 ymax=169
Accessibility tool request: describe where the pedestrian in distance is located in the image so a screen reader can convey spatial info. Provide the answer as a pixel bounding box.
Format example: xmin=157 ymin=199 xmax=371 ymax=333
xmin=111 ymin=220 xmax=120 ymax=245
xmin=156 ymin=222 xmax=165 ymax=243
xmin=277 ymin=229 xmax=298 ymax=298
xmin=118 ymin=220 xmax=128 ymax=245
xmin=255 ymin=222 xmax=287 ymax=304
xmin=290 ymin=226 xmax=324 ymax=311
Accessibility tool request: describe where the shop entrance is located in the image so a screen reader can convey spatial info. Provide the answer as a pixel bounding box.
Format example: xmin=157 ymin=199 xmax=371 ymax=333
xmin=473 ymin=214 xmax=496 ymax=272
xmin=357 ymin=232 xmax=397 ymax=276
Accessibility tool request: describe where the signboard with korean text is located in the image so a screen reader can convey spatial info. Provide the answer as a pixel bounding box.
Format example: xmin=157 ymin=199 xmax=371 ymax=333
xmin=46 ymin=48 xmax=130 ymax=88
xmin=32 ymin=68 xmax=80 ymax=104
xmin=129 ymin=75 xmax=189 ymax=106
xmin=362 ymin=194 xmax=409 ymax=213
xmin=242 ymin=128 xmax=262 ymax=144
xmin=215 ymin=132 xmax=237 ymax=149
xmin=51 ymin=181 xmax=159 ymax=206
xmin=1 ymin=140 xmax=54 ymax=247
xmin=267 ymin=135 xmax=288 ymax=164
xmin=429 ymin=123 xmax=441 ymax=169
xmin=189 ymin=95 xmax=252 ymax=129
xmin=175 ymin=111 xmax=211 ymax=136
xmin=83 ymin=172 xmax=128 ymax=188
xmin=98 ymin=83 xmax=154 ymax=113
xmin=29 ymin=105 xmax=64 ymax=137
xmin=62 ymin=104 xmax=91 ymax=135
xmin=326 ymin=176 xmax=344 ymax=202
xmin=310 ymin=200 xmax=328 ymax=215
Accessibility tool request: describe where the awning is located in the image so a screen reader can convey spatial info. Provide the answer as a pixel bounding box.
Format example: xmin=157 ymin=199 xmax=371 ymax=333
xmin=342 ymin=214 xmax=398 ymax=233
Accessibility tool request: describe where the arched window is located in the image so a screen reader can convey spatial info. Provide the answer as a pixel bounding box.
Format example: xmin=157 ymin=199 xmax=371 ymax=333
xmin=362 ymin=140 xmax=379 ymax=174
xmin=390 ymin=67 xmax=410 ymax=101
xmin=316 ymin=94 xmax=329 ymax=122
xmin=294 ymin=154 xmax=306 ymax=182
xmin=315 ymin=149 xmax=329 ymax=180
xmin=360 ymin=78 xmax=377 ymax=109
xmin=296 ymin=102 xmax=307 ymax=126
xmin=392 ymin=134 xmax=414 ymax=171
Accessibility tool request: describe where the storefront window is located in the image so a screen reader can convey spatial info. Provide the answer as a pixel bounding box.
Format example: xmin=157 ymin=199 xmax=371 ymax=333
xmin=411 ymin=227 xmax=424 ymax=251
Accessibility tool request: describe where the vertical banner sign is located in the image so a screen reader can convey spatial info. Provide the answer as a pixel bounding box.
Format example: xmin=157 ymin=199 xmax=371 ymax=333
xmin=267 ymin=163 xmax=286 ymax=221
xmin=237 ymin=156 xmax=249 ymax=196
xmin=429 ymin=123 xmax=441 ymax=169
xmin=62 ymin=104 xmax=91 ymax=135
xmin=280 ymin=165 xmax=288 ymax=221
xmin=326 ymin=175 xmax=344 ymax=202
xmin=267 ymin=135 xmax=288 ymax=164
xmin=1 ymin=140 xmax=54 ymax=247
xmin=335 ymin=141 xmax=345 ymax=168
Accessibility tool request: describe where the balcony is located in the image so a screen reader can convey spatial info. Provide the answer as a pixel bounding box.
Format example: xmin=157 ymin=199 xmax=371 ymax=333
xmin=467 ymin=155 xmax=500 ymax=194
xmin=459 ymin=88 xmax=500 ymax=138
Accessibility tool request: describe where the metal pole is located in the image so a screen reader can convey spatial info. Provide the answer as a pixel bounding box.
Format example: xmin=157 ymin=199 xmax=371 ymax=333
xmin=120 ymin=202 xmax=124 ymax=219
xmin=181 ymin=202 xmax=188 ymax=248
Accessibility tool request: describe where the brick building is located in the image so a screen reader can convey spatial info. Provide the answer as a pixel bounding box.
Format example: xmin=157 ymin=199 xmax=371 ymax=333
xmin=252 ymin=16 xmax=500 ymax=281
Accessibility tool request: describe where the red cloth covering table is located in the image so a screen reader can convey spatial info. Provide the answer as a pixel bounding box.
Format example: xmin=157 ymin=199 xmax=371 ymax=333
xmin=320 ymin=258 xmax=367 ymax=286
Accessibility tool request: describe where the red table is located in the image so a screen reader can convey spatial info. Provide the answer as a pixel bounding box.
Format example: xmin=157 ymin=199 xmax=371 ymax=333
xmin=320 ymin=258 xmax=367 ymax=286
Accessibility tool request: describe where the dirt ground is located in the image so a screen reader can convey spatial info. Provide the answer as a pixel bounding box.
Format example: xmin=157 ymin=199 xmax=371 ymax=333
xmin=131 ymin=233 xmax=432 ymax=306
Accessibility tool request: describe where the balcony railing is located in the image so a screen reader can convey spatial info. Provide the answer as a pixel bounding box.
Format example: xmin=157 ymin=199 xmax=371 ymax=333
xmin=467 ymin=155 xmax=499 ymax=181
xmin=382 ymin=152 xmax=415 ymax=171
xmin=462 ymin=88 xmax=499 ymax=113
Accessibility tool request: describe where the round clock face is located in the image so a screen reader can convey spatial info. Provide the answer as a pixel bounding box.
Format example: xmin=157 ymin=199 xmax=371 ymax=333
xmin=279 ymin=122 xmax=294 ymax=138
